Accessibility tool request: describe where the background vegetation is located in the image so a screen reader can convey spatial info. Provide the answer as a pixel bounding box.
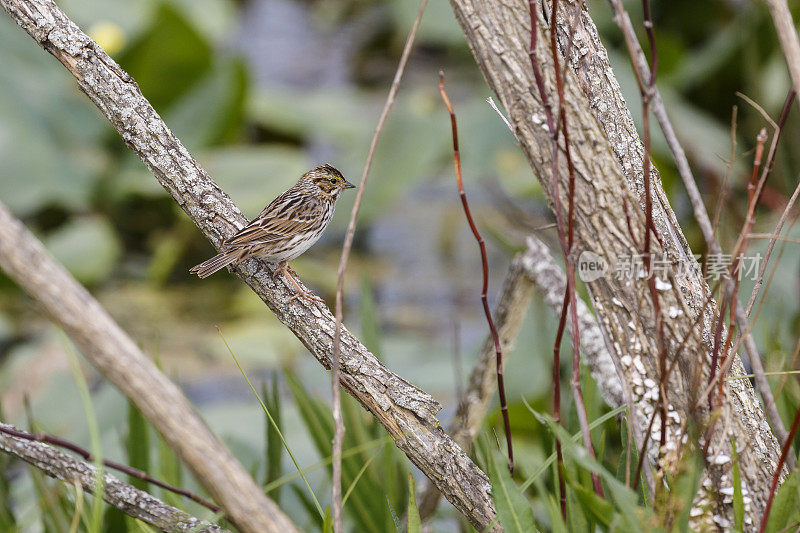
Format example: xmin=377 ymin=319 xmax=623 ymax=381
xmin=1 ymin=0 xmax=800 ymax=530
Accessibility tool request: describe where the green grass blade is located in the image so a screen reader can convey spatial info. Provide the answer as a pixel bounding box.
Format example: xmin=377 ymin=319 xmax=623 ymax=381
xmin=342 ymin=445 xmax=383 ymax=506
xmin=67 ymin=346 xmax=105 ymax=533
xmin=731 ymin=439 xmax=743 ymax=531
xmin=262 ymin=436 xmax=390 ymax=494
xmin=217 ymin=329 xmax=323 ymax=518
xmin=764 ymin=470 xmax=800 ymax=533
xmin=406 ymin=473 xmax=421 ymax=533
xmin=519 ymin=404 xmax=625 ymax=492
xmin=525 ymin=404 xmax=644 ymax=532
xmin=126 ymin=399 xmax=150 ymax=492
xmin=285 ymin=372 xmax=385 ymax=533
xmin=478 ymin=438 xmax=538 ymax=533
xmin=262 ymin=375 xmax=283 ymax=506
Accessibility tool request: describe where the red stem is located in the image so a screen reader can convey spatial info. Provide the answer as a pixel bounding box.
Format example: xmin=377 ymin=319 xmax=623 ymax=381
xmin=548 ymin=0 xmax=603 ymax=499
xmin=439 ymin=73 xmax=514 ymax=473
xmin=528 ymin=0 xmax=565 ymax=517
xmin=759 ymin=402 xmax=800 ymax=533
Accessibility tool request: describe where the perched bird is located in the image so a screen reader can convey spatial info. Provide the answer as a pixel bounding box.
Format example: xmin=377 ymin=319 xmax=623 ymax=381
xmin=190 ymin=164 xmax=355 ymax=302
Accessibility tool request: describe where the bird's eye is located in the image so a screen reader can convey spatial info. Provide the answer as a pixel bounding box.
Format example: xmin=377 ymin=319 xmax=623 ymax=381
xmin=328 ymin=178 xmax=337 ymax=184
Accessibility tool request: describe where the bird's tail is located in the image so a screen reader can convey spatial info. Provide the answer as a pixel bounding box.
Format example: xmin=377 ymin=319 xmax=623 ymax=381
xmin=189 ymin=249 xmax=244 ymax=278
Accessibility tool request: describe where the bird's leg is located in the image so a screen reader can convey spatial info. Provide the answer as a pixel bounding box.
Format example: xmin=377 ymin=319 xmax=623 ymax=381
xmin=274 ymin=262 xmax=324 ymax=303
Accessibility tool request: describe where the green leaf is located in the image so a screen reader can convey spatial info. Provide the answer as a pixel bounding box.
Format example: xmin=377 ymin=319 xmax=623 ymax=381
xmin=126 ymin=399 xmax=150 ymax=492
xmin=44 ymin=216 xmax=122 ymax=285
xmin=262 ymin=375 xmax=283 ymax=506
xmin=765 ymin=470 xmax=800 ymax=532
xmin=479 ymin=439 xmax=537 ymax=533
xmin=117 ymin=2 xmax=212 ymax=111
xmin=406 ymin=473 xmax=421 ymax=533
xmin=166 ymin=58 xmax=248 ymax=150
xmin=731 ymin=439 xmax=744 ymax=532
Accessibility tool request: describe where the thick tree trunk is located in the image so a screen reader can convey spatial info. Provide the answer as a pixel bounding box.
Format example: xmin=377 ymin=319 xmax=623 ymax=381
xmin=448 ymin=0 xmax=783 ymax=529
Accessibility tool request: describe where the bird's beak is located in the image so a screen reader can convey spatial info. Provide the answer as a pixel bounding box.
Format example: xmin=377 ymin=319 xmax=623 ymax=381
xmin=342 ymin=180 xmax=356 ymax=189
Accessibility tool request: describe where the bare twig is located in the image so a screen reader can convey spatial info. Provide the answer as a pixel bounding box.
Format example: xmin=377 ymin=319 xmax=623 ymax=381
xmin=0 ymin=424 xmax=220 ymax=513
xmin=439 ymin=72 xmax=514 ymax=472
xmin=0 ymin=422 xmax=225 ymax=533
xmin=330 ymin=0 xmax=427 ymax=528
xmin=635 ymin=0 xmax=670 ymax=463
xmin=745 ymin=90 xmax=797 ymax=316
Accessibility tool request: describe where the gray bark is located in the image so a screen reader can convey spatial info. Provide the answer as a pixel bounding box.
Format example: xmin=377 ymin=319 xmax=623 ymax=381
xmin=0 ymin=422 xmax=225 ymax=533
xmin=0 ymin=199 xmax=297 ymax=533
xmin=448 ymin=0 xmax=782 ymax=529
xmin=0 ymin=0 xmax=498 ymax=529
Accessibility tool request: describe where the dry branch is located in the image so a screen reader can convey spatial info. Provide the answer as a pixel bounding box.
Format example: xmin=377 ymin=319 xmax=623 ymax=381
xmin=0 ymin=424 xmax=220 ymax=513
xmin=764 ymin=0 xmax=800 ymax=95
xmin=0 ymin=199 xmax=295 ymax=533
xmin=447 ymin=0 xmax=783 ymax=527
xmin=0 ymin=422 xmax=225 ymax=533
xmin=0 ymin=0 xmax=498 ymax=528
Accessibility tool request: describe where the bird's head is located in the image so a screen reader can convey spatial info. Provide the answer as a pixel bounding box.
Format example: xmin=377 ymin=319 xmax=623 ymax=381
xmin=302 ymin=164 xmax=355 ymax=201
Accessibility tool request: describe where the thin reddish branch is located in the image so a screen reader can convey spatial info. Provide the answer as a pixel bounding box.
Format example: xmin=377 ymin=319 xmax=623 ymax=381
xmin=759 ymin=400 xmax=800 ymax=533
xmin=637 ymin=0 xmax=669 ymax=460
xmin=745 ymin=89 xmax=797 ymax=316
xmin=547 ymin=0 xmax=603 ymax=499
xmin=0 ymin=424 xmax=221 ymax=513
xmin=528 ymin=0 xmax=565 ymax=517
xmin=439 ymin=72 xmax=513 ymax=473
xmin=709 ymin=128 xmax=767 ymax=408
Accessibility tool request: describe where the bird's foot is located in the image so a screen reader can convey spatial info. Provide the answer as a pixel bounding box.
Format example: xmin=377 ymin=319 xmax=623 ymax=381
xmin=276 ymin=263 xmax=324 ymax=304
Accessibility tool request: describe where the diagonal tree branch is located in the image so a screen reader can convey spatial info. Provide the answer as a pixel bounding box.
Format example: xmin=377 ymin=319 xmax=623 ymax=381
xmin=0 ymin=421 xmax=225 ymax=533
xmin=0 ymin=0 xmax=498 ymax=528
xmin=0 ymin=198 xmax=296 ymax=533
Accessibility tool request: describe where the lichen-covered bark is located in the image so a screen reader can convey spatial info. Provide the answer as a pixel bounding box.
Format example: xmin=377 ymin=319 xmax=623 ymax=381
xmin=0 ymin=423 xmax=224 ymax=533
xmin=0 ymin=0 xmax=497 ymax=528
xmin=448 ymin=0 xmax=782 ymax=528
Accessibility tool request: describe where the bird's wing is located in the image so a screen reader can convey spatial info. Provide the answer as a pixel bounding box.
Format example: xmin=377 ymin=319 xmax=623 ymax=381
xmin=224 ymin=191 xmax=322 ymax=248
